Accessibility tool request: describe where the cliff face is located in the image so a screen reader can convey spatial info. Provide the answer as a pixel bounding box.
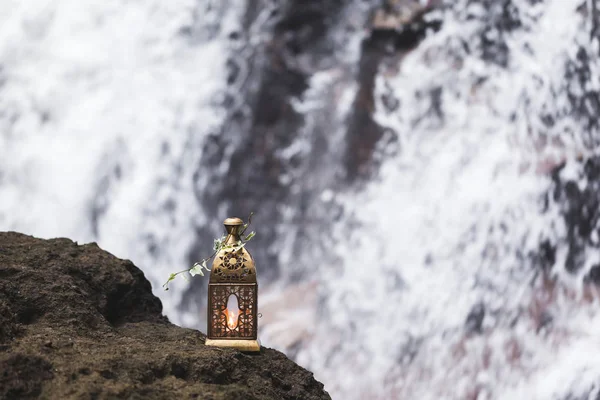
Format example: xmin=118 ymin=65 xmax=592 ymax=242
xmin=0 ymin=232 xmax=330 ymax=400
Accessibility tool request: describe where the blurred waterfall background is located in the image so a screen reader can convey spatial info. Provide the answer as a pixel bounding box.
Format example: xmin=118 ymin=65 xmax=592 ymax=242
xmin=2 ymin=0 xmax=600 ymax=398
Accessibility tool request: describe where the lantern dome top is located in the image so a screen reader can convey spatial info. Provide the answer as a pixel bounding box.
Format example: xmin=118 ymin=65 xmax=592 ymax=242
xmin=224 ymin=217 xmax=244 ymax=226
xmin=210 ymin=216 xmax=257 ymax=283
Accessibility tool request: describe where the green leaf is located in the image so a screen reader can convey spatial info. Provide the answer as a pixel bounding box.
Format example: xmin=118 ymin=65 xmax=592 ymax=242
xmin=189 ymin=263 xmax=204 ymax=277
xmin=162 ymin=273 xmax=177 ymax=290
xmin=245 ymin=231 xmax=256 ymax=241
xmin=213 ymin=236 xmax=225 ymax=251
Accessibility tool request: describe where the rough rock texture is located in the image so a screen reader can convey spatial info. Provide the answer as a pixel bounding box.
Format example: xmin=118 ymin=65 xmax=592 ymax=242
xmin=0 ymin=232 xmax=330 ymax=400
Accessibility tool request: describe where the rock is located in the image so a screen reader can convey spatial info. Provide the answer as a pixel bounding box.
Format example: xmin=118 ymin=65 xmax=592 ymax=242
xmin=464 ymin=303 xmax=485 ymax=335
xmin=0 ymin=232 xmax=330 ymax=400
xmin=371 ymin=0 xmax=434 ymax=31
xmin=549 ymin=156 xmax=600 ymax=275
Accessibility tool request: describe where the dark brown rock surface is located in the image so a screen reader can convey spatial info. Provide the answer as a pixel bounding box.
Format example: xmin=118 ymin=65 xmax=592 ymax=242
xmin=0 ymin=232 xmax=330 ymax=400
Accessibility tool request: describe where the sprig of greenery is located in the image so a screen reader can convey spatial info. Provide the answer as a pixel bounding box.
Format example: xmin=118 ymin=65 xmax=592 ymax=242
xmin=162 ymin=213 xmax=255 ymax=291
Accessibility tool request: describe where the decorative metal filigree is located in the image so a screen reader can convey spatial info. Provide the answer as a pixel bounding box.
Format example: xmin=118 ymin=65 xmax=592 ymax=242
xmin=208 ymin=284 xmax=257 ymax=339
xmin=211 ymin=248 xmax=256 ymax=282
xmin=210 ymin=218 xmax=257 ymax=283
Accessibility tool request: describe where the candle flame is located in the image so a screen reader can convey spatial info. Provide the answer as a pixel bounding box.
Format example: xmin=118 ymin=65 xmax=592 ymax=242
xmin=225 ymin=308 xmax=239 ymax=330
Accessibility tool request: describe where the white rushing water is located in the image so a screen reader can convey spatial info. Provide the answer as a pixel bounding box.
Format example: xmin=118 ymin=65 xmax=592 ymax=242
xmin=2 ymin=0 xmax=600 ymax=399
xmin=296 ymin=1 xmax=600 ymax=399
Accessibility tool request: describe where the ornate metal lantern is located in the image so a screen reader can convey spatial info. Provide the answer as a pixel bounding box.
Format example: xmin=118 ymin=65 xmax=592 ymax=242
xmin=205 ymin=217 xmax=260 ymax=352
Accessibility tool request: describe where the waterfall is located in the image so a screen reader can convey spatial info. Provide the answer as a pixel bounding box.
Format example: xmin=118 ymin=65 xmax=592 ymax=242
xmin=294 ymin=1 xmax=600 ymax=399
xmin=2 ymin=0 xmax=600 ymax=399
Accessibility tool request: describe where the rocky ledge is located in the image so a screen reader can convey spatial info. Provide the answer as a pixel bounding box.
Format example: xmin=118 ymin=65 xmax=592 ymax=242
xmin=0 ymin=232 xmax=330 ymax=400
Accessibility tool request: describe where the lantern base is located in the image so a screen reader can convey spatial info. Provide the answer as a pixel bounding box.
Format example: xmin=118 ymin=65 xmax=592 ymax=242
xmin=205 ymin=339 xmax=261 ymax=352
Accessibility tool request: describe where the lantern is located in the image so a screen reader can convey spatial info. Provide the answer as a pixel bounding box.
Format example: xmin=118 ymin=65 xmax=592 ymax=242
xmin=205 ymin=217 xmax=260 ymax=352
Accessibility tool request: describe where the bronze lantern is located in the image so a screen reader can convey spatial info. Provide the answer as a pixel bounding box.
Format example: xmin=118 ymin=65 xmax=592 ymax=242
xmin=205 ymin=217 xmax=260 ymax=352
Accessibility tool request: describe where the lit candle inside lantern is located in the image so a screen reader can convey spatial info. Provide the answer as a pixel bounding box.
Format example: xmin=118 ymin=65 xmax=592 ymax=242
xmin=225 ymin=294 xmax=240 ymax=330
xmin=225 ymin=308 xmax=239 ymax=330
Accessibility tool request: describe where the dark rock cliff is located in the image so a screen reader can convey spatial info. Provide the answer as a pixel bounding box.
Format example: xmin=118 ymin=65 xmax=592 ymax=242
xmin=0 ymin=232 xmax=330 ymax=400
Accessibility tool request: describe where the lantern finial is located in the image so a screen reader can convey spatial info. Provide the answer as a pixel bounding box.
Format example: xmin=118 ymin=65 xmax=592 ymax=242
xmin=223 ymin=217 xmax=244 ymax=239
xmin=224 ymin=217 xmax=244 ymax=227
